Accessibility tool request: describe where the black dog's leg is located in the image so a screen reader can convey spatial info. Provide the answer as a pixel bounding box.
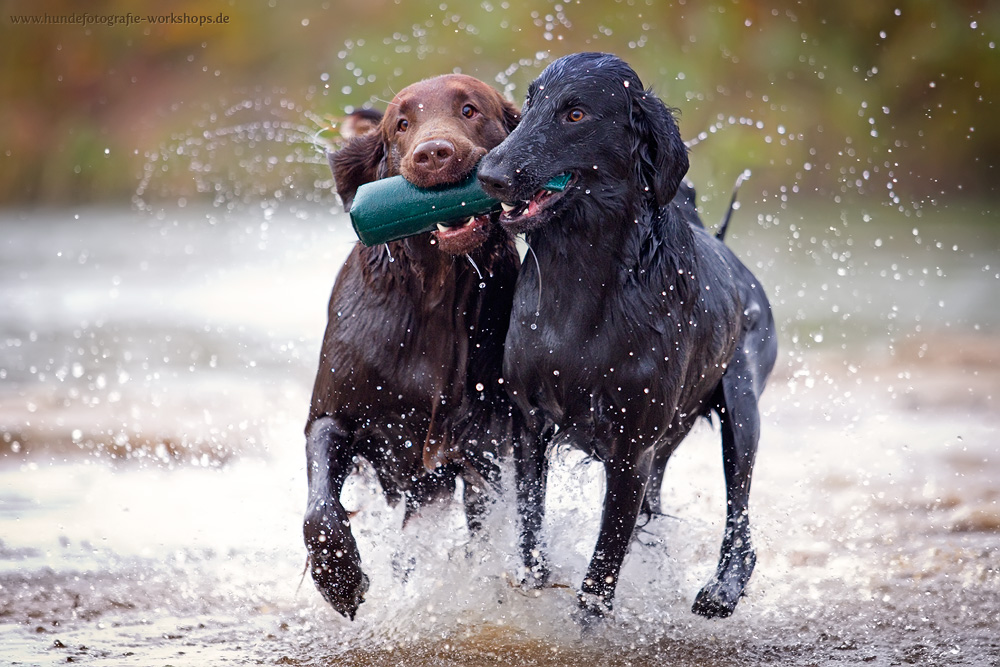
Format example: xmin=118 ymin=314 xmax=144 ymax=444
xmin=514 ymin=425 xmax=550 ymax=587
xmin=641 ymin=448 xmax=667 ymax=518
xmin=303 ymin=416 xmax=369 ymax=620
xmin=692 ymin=353 xmax=761 ymax=618
xmin=578 ymin=454 xmax=649 ymax=616
xmin=640 ymin=441 xmax=681 ymax=519
xmin=462 ymin=473 xmax=490 ymax=536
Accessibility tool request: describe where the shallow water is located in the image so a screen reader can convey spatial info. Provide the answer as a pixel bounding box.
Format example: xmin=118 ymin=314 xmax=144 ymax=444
xmin=1 ymin=201 xmax=998 ymax=666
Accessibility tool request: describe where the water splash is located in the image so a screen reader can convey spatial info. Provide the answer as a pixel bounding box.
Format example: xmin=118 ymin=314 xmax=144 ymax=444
xmin=134 ymin=95 xmax=334 ymax=213
xmin=466 ymin=254 xmax=484 ymax=280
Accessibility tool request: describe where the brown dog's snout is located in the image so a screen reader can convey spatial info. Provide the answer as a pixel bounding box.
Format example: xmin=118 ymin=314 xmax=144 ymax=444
xmin=412 ymin=139 xmax=455 ymax=172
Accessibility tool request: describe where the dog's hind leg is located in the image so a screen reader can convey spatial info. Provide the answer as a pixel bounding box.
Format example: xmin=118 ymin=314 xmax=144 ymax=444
xmin=640 ymin=440 xmax=682 ymax=519
xmin=692 ymin=347 xmax=763 ymax=618
xmin=641 ymin=448 xmax=669 ymax=518
xmin=303 ymin=416 xmax=370 ymax=620
xmin=462 ymin=471 xmax=490 ymax=536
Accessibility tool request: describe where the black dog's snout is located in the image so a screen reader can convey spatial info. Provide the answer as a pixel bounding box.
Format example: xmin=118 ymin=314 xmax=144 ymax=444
xmin=477 ymin=162 xmax=511 ymax=198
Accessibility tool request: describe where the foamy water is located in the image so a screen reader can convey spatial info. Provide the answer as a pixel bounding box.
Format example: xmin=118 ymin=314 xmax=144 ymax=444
xmin=1 ymin=203 xmax=997 ymax=665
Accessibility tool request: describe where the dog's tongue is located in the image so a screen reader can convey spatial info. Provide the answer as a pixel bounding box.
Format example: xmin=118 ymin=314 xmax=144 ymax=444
xmin=525 ymin=185 xmax=556 ymax=218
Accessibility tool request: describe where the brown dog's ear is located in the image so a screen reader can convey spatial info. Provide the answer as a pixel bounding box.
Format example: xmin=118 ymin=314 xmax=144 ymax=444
xmin=329 ymin=131 xmax=386 ymax=211
xmin=340 ymin=108 xmax=382 ymax=140
xmin=502 ymin=99 xmax=521 ymax=133
xmin=629 ymin=87 xmax=689 ymax=208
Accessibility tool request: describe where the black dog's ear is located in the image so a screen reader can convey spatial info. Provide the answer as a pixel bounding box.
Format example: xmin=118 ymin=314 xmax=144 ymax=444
xmin=329 ymin=131 xmax=386 ymax=211
xmin=502 ymin=99 xmax=521 ymax=133
xmin=630 ymin=88 xmax=689 ymax=207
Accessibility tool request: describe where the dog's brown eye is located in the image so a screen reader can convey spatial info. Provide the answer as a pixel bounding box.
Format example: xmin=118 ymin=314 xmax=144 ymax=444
xmin=396 ymin=118 xmax=409 ymax=132
xmin=462 ymin=104 xmax=478 ymax=119
xmin=567 ymin=108 xmax=585 ymax=122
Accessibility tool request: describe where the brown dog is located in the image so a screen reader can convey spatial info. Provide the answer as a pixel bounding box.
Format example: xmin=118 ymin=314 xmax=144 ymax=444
xmin=303 ymin=75 xmax=525 ymax=619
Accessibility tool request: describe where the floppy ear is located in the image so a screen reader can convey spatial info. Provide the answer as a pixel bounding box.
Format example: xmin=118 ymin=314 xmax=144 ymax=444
xmin=329 ymin=131 xmax=386 ymax=211
xmin=501 ymin=99 xmax=521 ymax=133
xmin=339 ymin=108 xmax=383 ymax=140
xmin=629 ymin=87 xmax=689 ymax=207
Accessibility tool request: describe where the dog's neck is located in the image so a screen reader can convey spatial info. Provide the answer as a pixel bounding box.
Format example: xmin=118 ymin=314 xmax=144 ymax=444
xmin=357 ymin=234 xmax=458 ymax=291
xmin=524 ymin=196 xmax=698 ymax=299
xmin=357 ymin=230 xmax=509 ymax=297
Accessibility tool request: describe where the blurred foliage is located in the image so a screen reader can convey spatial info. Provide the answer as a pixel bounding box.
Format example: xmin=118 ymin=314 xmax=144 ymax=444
xmin=0 ymin=0 xmax=997 ymax=208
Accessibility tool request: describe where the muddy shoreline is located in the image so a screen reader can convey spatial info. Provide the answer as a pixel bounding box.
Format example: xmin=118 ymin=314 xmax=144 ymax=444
xmin=2 ymin=359 xmax=997 ymax=666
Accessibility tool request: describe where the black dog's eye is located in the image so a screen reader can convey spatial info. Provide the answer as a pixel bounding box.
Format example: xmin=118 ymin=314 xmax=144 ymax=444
xmin=396 ymin=118 xmax=409 ymax=132
xmin=461 ymin=104 xmax=479 ymax=119
xmin=567 ymin=108 xmax=585 ymax=123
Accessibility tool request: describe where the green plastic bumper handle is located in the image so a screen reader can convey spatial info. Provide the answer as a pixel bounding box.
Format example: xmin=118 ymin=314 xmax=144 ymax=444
xmin=348 ymin=171 xmax=572 ymax=246
xmin=349 ymin=171 xmax=498 ymax=246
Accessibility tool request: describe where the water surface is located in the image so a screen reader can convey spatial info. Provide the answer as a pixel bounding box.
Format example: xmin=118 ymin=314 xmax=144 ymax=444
xmin=1 ymin=201 xmax=997 ymax=665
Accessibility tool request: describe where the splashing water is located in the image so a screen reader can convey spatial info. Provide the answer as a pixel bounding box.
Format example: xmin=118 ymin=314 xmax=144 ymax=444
xmin=134 ymin=96 xmax=334 ymax=214
xmin=1 ymin=200 xmax=996 ymax=665
xmin=466 ymin=254 xmax=484 ymax=280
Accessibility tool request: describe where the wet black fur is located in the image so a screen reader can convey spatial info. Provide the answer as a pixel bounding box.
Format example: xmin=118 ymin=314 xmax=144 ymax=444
xmin=478 ymin=52 xmax=778 ymax=618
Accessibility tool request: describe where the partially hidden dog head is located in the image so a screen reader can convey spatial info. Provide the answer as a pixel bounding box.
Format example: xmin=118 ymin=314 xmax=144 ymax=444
xmin=330 ymin=74 xmax=520 ymax=254
xmin=478 ymin=52 xmax=689 ymax=234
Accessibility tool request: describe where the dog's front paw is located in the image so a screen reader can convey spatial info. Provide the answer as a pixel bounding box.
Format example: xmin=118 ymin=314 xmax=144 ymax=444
xmin=520 ymin=551 xmax=550 ymax=589
xmin=309 ymin=554 xmax=370 ymax=620
xmin=574 ymin=589 xmax=613 ymax=625
xmin=304 ymin=505 xmax=368 ymax=620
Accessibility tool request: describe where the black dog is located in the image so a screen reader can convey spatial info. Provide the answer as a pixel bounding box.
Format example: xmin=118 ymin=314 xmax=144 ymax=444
xmin=304 ymin=75 xmax=528 ymax=620
xmin=478 ymin=52 xmax=777 ymax=619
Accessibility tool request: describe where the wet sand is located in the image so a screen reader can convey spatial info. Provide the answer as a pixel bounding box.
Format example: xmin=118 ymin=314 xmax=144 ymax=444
xmin=1 ymin=204 xmax=998 ymax=665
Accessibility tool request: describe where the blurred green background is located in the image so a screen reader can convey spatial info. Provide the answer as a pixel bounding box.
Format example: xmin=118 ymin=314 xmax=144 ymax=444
xmin=1 ymin=0 xmax=997 ymax=210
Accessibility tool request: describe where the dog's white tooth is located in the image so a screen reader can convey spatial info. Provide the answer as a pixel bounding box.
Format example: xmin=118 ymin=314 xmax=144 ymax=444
xmin=467 ymin=217 xmax=476 ymax=225
xmin=501 ymin=202 xmax=516 ymax=213
xmin=436 ymin=223 xmax=449 ymax=233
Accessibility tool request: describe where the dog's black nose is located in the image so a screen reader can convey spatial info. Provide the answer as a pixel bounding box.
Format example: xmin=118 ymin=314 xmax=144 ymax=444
xmin=477 ymin=162 xmax=510 ymax=198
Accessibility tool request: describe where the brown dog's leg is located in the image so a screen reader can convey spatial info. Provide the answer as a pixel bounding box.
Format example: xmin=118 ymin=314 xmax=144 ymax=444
xmin=303 ymin=416 xmax=369 ymax=620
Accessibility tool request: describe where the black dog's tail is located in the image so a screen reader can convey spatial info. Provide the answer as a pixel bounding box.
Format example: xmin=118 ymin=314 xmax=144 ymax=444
xmin=716 ymin=169 xmax=751 ymax=242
